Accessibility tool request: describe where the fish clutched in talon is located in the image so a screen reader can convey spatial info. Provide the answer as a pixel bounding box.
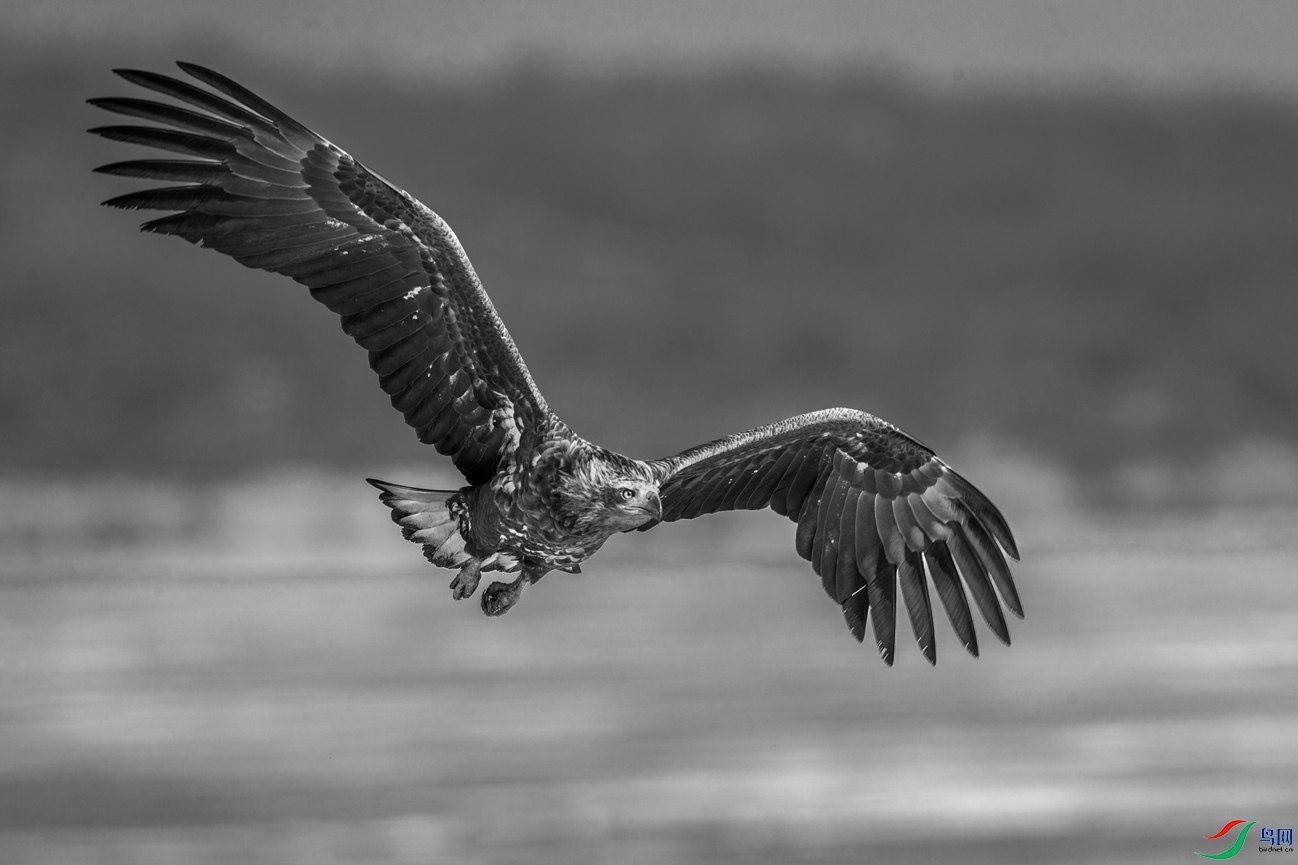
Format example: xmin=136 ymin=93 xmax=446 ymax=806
xmin=91 ymin=64 xmax=1021 ymax=664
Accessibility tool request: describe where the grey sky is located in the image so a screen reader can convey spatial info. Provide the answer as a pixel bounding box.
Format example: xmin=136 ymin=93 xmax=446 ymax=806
xmin=9 ymin=0 xmax=1298 ymax=92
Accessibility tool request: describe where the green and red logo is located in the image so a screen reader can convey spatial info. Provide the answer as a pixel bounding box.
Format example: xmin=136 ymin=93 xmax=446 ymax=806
xmin=1197 ymin=820 xmax=1256 ymax=860
xmin=1197 ymin=820 xmax=1294 ymax=858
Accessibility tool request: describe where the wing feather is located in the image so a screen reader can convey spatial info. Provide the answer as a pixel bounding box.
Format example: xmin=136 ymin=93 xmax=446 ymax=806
xmin=87 ymin=96 xmax=250 ymax=140
xmin=926 ymin=543 xmax=979 ymax=657
xmin=874 ymin=493 xmax=908 ymax=566
xmin=905 ymin=492 xmax=953 ymax=543
xmin=833 ymin=490 xmax=863 ymax=604
xmin=853 ymin=489 xmax=884 ymax=577
xmin=89 ymin=124 xmax=236 ymax=160
xmin=947 ymin=525 xmax=1011 ymax=646
xmin=892 ymin=496 xmax=929 ymax=553
xmin=95 ymin=159 xmax=229 ymax=184
xmin=866 ymin=553 xmax=898 ymax=666
xmin=731 ymin=450 xmax=785 ymax=511
xmin=898 ymin=549 xmax=936 ymax=666
xmin=961 ymin=514 xmax=1023 ymax=617
xmin=768 ymin=440 xmax=816 ymax=517
xmin=813 ymin=474 xmax=850 ymax=589
xmin=842 ymin=588 xmax=869 ymax=643
xmin=785 ymin=444 xmax=833 ymax=519
xmin=109 ymin=68 xmax=283 ymax=136
xmin=91 ymin=64 xmax=550 ymax=484
xmin=794 ymin=468 xmax=831 ymax=562
xmin=940 ymin=468 xmax=1020 ymax=560
xmin=175 ymin=62 xmax=319 ymax=145
xmin=649 ymin=409 xmax=1021 ymax=665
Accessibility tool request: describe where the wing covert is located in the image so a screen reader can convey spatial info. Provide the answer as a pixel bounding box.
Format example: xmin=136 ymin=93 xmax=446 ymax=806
xmin=90 ymin=64 xmax=549 ymax=484
xmin=647 ymin=408 xmax=1021 ymax=666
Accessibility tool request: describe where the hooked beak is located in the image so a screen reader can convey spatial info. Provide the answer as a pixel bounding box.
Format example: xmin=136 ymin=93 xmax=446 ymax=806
xmin=643 ymin=491 xmax=662 ymax=522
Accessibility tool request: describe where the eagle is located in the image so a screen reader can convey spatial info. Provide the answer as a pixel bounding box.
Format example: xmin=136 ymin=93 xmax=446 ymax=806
xmin=90 ymin=63 xmax=1021 ymax=666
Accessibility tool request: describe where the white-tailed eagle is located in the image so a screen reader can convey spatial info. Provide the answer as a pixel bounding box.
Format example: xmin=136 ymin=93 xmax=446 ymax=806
xmin=90 ymin=64 xmax=1021 ymax=666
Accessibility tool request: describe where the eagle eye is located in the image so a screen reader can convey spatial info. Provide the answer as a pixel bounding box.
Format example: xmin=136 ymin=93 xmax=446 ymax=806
xmin=619 ymin=488 xmax=636 ymax=500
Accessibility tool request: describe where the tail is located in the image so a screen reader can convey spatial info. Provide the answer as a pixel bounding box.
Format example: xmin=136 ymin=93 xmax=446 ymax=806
xmin=367 ymin=478 xmax=470 ymax=566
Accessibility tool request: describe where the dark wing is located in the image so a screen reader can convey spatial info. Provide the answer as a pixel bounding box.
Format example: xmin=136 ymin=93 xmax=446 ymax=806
xmin=645 ymin=408 xmax=1021 ymax=666
xmin=89 ymin=64 xmax=548 ymax=485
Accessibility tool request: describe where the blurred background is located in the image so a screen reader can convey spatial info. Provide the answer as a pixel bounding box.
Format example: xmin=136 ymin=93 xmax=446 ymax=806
xmin=2 ymin=1 xmax=1296 ymax=862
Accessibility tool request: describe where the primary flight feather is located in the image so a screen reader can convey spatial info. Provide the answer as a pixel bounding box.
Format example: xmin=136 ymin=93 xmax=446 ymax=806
xmin=90 ymin=63 xmax=1021 ymax=666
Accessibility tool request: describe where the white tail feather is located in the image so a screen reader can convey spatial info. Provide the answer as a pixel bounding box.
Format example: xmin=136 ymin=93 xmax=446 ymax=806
xmin=366 ymin=478 xmax=521 ymax=574
xmin=367 ymin=478 xmax=470 ymax=565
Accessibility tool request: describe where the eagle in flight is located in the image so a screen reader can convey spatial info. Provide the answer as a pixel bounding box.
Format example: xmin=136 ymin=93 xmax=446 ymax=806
xmin=90 ymin=63 xmax=1021 ymax=666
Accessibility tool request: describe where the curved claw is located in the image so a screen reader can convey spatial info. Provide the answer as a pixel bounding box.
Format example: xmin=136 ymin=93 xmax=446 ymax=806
xmin=481 ymin=575 xmax=525 ymax=617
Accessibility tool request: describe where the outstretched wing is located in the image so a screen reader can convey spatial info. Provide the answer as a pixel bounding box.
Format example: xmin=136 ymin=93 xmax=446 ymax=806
xmin=646 ymin=408 xmax=1021 ymax=666
xmin=89 ymin=64 xmax=548 ymax=485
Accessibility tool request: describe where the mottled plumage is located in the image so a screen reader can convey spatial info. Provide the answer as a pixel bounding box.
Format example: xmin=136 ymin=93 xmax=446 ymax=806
xmin=91 ymin=64 xmax=1022 ymax=665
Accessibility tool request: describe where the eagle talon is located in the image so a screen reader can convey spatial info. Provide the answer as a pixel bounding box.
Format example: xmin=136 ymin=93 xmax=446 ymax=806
xmin=481 ymin=576 xmax=525 ymax=617
xmin=449 ymin=560 xmax=481 ymax=600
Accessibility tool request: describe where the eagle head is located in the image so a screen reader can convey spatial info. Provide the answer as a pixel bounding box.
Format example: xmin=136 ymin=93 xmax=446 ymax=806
xmin=555 ymin=450 xmax=662 ymax=534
